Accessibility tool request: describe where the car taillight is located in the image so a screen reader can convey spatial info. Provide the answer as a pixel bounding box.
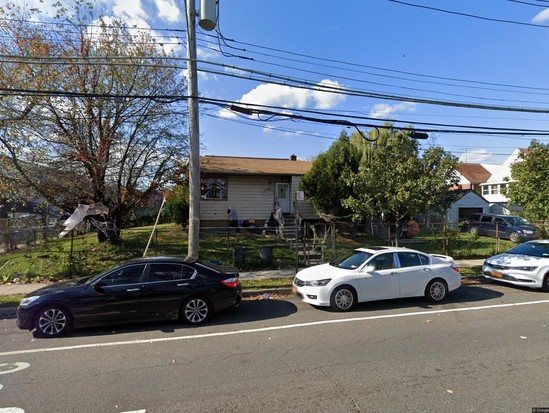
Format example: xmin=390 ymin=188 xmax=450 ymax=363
xmin=451 ymin=264 xmax=460 ymax=272
xmin=221 ymin=277 xmax=240 ymax=288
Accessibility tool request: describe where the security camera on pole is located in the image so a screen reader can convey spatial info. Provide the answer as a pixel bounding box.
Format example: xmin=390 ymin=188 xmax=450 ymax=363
xmin=185 ymin=0 xmax=217 ymax=260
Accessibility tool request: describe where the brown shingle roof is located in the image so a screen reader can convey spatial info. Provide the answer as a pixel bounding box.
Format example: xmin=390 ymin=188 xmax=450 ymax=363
xmin=200 ymin=155 xmax=312 ymax=176
xmin=457 ymin=163 xmax=491 ymax=183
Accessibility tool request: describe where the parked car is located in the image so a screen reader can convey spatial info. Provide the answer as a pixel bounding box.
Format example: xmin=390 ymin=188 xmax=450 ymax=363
xmin=293 ymin=246 xmax=461 ymax=312
xmin=482 ymin=240 xmax=549 ymax=290
xmin=466 ymin=213 xmax=539 ymax=243
xmin=17 ymin=256 xmax=242 ymax=337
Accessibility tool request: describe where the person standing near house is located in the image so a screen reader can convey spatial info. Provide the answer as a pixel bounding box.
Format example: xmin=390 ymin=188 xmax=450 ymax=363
xmin=228 ymin=207 xmax=239 ymax=231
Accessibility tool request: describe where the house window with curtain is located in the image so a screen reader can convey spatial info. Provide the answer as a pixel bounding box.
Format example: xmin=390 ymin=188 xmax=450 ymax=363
xmin=201 ymin=178 xmax=228 ymax=199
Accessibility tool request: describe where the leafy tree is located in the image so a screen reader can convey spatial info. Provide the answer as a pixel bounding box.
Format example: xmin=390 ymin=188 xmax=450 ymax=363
xmin=343 ymin=126 xmax=458 ymax=245
xmin=0 ymin=1 xmax=187 ymax=226
xmin=507 ymin=141 xmax=549 ymax=226
xmin=299 ymin=130 xmax=360 ymax=217
xmin=165 ymin=184 xmax=190 ymax=227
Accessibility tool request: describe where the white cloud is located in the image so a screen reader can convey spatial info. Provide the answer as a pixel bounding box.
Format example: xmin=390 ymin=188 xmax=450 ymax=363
xmin=218 ymin=79 xmax=346 ymax=119
xmin=112 ymin=0 xmax=147 ymax=21
xmin=369 ymin=102 xmax=417 ymax=118
xmin=458 ymin=149 xmax=493 ymax=163
xmin=532 ymin=8 xmax=549 ymax=24
xmin=153 ymin=0 xmax=182 ymax=23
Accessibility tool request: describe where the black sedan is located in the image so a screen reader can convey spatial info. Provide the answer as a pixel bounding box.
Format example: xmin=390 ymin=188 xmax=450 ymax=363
xmin=17 ymin=256 xmax=242 ymax=337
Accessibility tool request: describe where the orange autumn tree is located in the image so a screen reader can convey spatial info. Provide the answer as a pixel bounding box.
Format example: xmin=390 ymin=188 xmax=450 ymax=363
xmin=0 ymin=0 xmax=187 ymax=226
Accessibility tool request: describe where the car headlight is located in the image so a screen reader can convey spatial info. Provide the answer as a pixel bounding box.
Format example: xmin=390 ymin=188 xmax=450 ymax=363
xmin=19 ymin=296 xmax=40 ymax=308
xmin=305 ymin=278 xmax=331 ymax=287
xmin=513 ymin=266 xmax=537 ymax=271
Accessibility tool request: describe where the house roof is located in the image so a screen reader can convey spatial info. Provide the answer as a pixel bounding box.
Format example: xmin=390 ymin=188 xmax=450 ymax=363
xmin=200 ymin=155 xmax=313 ymax=176
xmin=457 ymin=163 xmax=491 ymax=184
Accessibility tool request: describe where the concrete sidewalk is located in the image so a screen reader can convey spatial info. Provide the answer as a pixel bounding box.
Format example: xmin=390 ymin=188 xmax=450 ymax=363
xmin=0 ymin=259 xmax=484 ymax=297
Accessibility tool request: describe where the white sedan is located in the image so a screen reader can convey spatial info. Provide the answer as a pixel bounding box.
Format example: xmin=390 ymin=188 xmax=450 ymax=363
xmin=293 ymin=246 xmax=461 ymax=312
xmin=482 ymin=240 xmax=549 ymax=290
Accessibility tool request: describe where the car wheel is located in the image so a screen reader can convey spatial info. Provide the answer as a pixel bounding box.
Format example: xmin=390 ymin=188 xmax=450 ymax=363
xmin=181 ymin=297 xmax=212 ymax=325
xmin=425 ymin=279 xmax=448 ymax=303
xmin=34 ymin=305 xmax=72 ymax=338
xmin=469 ymin=226 xmax=479 ymax=235
xmin=509 ymin=232 xmax=521 ymax=243
xmin=542 ymin=274 xmax=549 ymax=292
xmin=330 ymin=285 xmax=357 ymax=312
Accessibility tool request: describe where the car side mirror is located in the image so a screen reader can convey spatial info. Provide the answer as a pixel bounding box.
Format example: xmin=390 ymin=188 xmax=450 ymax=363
xmin=364 ymin=264 xmax=376 ymax=272
xmin=93 ymin=282 xmax=106 ymax=292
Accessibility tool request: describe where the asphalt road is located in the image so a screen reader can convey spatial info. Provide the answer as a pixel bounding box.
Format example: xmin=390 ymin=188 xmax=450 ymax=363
xmin=1 ymin=282 xmax=549 ymax=413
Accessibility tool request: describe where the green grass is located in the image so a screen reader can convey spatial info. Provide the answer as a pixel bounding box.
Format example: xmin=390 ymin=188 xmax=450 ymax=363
xmin=0 ymin=293 xmax=24 ymax=308
xmin=241 ymin=277 xmax=293 ymax=290
xmin=0 ymin=223 xmax=514 ymax=286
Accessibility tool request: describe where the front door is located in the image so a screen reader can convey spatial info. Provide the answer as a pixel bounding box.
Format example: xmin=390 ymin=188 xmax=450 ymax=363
xmin=275 ymin=183 xmax=290 ymax=213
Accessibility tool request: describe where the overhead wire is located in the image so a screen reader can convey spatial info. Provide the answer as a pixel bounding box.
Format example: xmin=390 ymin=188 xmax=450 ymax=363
xmin=385 ymin=0 xmax=549 ymax=29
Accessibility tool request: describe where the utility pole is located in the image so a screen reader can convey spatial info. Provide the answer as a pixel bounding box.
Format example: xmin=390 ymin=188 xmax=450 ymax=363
xmin=185 ymin=0 xmax=217 ymax=260
xmin=185 ymin=0 xmax=200 ymax=260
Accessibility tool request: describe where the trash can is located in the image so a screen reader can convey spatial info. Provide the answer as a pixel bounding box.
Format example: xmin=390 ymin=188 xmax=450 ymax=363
xmin=233 ymin=246 xmax=244 ymax=267
xmin=259 ymin=245 xmax=273 ymax=265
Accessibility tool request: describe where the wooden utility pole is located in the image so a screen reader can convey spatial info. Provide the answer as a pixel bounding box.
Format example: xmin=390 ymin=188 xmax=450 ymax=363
xmin=185 ymin=0 xmax=200 ymax=260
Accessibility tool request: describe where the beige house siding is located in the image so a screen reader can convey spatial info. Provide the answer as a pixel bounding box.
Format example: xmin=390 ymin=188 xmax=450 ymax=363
xmin=201 ymin=175 xmax=279 ymax=226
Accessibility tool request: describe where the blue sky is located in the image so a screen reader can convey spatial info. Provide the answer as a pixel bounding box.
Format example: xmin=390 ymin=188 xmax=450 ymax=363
xmin=10 ymin=0 xmax=549 ymax=164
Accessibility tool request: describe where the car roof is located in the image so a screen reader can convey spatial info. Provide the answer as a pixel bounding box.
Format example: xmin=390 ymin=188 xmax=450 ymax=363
xmin=354 ymin=246 xmax=424 ymax=254
xmin=125 ymin=256 xmax=191 ymax=264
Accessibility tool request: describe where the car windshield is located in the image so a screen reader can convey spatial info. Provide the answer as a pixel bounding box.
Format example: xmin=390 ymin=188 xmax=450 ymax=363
xmin=507 ymin=242 xmax=549 ymax=258
xmin=505 ymin=216 xmax=530 ymax=226
xmin=331 ymin=250 xmax=373 ymax=269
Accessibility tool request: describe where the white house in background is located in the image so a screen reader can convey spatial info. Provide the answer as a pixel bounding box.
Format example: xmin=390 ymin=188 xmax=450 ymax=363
xmin=445 ymin=190 xmax=490 ymax=223
xmin=479 ymin=148 xmax=528 ymax=213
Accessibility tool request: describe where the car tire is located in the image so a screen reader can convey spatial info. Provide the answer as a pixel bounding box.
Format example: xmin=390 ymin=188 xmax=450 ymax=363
xmin=542 ymin=274 xmax=549 ymax=292
xmin=469 ymin=226 xmax=479 ymax=235
xmin=508 ymin=232 xmax=521 ymax=243
xmin=425 ymin=279 xmax=448 ymax=303
xmin=34 ymin=305 xmax=72 ymax=338
xmin=330 ymin=285 xmax=357 ymax=312
xmin=181 ymin=296 xmax=212 ymax=325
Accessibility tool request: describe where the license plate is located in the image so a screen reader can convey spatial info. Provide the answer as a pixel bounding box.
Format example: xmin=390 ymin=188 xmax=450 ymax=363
xmin=491 ymin=271 xmax=503 ymax=278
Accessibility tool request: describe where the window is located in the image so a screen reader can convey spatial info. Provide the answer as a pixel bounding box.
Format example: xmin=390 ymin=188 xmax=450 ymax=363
xmin=101 ymin=265 xmax=145 ymax=285
xmin=490 ymin=184 xmax=499 ymax=195
xmin=397 ymin=252 xmax=429 ymax=268
xmin=368 ymin=253 xmax=395 ymax=271
xmin=147 ymin=263 xmax=185 ymax=282
xmin=482 ymin=186 xmax=489 ymax=196
xmin=201 ymin=178 xmax=228 ymax=199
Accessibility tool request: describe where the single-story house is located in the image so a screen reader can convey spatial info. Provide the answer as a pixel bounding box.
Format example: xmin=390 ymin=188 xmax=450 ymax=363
xmin=199 ymin=155 xmax=319 ymax=227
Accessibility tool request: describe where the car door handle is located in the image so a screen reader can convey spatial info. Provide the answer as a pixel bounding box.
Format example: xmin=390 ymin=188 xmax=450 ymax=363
xmin=177 ymin=283 xmax=190 ymax=287
xmin=126 ymin=288 xmax=140 ymax=292
xmin=423 ymin=268 xmax=431 ymax=272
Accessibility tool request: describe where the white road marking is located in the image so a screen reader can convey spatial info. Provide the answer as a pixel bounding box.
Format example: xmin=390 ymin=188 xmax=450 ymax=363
xmin=120 ymin=410 xmax=146 ymax=413
xmin=0 ymin=384 xmax=3 ymax=391
xmin=0 ymin=363 xmax=30 ymax=375
xmin=0 ymin=408 xmax=24 ymax=412
xmin=1 ymin=299 xmax=549 ymax=357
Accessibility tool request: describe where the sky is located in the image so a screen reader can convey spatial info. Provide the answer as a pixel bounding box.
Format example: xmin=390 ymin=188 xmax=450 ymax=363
xmin=7 ymin=0 xmax=549 ymax=164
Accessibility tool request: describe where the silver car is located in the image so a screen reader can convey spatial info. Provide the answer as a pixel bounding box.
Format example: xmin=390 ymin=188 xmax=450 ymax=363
xmin=483 ymin=240 xmax=549 ymax=290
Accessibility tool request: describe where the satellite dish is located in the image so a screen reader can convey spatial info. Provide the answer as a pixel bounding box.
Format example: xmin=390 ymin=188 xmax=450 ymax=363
xmin=199 ymin=0 xmax=217 ymax=31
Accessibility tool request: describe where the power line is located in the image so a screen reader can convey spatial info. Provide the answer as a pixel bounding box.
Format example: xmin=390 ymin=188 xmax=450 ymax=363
xmin=386 ymin=0 xmax=549 ymax=28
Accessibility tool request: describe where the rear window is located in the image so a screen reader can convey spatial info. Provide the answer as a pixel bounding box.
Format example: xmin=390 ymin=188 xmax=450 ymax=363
xmin=508 ymin=242 xmax=549 ymax=258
